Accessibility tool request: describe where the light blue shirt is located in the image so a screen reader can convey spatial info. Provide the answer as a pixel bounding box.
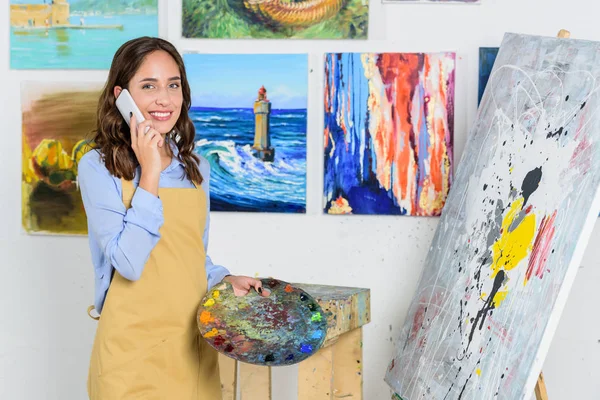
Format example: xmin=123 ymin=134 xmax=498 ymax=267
xmin=78 ymin=144 xmax=230 ymax=314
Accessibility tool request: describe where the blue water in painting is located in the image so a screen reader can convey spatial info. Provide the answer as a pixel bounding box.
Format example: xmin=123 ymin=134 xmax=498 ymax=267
xmin=192 ymin=108 xmax=307 ymax=213
xmin=10 ymin=14 xmax=157 ymax=69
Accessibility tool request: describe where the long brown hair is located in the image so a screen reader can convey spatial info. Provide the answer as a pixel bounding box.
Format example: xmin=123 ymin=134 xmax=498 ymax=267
xmin=92 ymin=37 xmax=202 ymax=184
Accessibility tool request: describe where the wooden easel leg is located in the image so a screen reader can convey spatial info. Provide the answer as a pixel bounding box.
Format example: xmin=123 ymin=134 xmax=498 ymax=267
xmin=219 ymin=353 xmax=238 ymax=400
xmin=298 ymin=346 xmax=334 ymax=400
xmin=333 ymin=328 xmax=363 ymax=399
xmin=239 ymin=362 xmax=271 ymax=400
xmin=534 ymin=372 xmax=548 ymax=400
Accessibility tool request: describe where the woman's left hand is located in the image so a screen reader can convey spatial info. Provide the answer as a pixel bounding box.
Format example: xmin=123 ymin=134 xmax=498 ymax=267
xmin=223 ymin=275 xmax=270 ymax=297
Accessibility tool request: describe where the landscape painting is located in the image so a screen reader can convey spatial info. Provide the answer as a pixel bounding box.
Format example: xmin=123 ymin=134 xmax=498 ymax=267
xmin=386 ymin=33 xmax=600 ymax=400
xmin=182 ymin=0 xmax=369 ymax=39
xmin=21 ymin=82 xmax=99 ymax=235
xmin=323 ymin=52 xmax=455 ymax=216
xmin=184 ymin=53 xmax=308 ymax=213
xmin=10 ymin=0 xmax=158 ymax=69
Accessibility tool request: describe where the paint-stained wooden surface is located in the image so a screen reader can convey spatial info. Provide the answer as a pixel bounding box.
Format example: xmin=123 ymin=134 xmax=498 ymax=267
xmin=298 ymin=346 xmax=334 ymax=400
xmin=218 ymin=283 xmax=370 ymax=400
xmin=239 ymin=362 xmax=271 ymax=400
xmin=333 ymin=328 xmax=363 ymax=398
xmin=294 ymin=283 xmax=370 ymax=346
xmin=219 ymin=354 xmax=237 ymax=400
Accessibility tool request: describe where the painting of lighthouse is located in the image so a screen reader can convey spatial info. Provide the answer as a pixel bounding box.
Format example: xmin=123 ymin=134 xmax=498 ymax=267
xmin=10 ymin=0 xmax=158 ymax=69
xmin=183 ymin=53 xmax=308 ymax=213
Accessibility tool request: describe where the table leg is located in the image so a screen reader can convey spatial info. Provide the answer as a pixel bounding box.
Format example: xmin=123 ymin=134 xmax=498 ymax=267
xmin=219 ymin=353 xmax=238 ymax=400
xmin=298 ymin=346 xmax=334 ymax=400
xmin=333 ymin=328 xmax=363 ymax=399
xmin=239 ymin=362 xmax=272 ymax=400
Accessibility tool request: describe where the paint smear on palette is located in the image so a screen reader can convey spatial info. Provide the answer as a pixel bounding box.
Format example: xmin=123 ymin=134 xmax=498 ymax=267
xmin=197 ymin=278 xmax=328 ymax=366
xmin=323 ymin=52 xmax=455 ymax=216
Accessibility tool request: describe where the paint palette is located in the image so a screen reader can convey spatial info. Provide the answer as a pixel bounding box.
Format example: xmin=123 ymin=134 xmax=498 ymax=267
xmin=197 ymin=278 xmax=328 ymax=366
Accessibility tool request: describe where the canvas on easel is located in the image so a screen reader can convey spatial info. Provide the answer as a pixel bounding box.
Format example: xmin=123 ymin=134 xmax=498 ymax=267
xmin=385 ymin=32 xmax=600 ymax=399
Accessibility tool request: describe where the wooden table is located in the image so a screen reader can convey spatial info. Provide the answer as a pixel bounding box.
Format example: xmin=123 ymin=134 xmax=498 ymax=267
xmin=217 ymin=283 xmax=371 ymax=400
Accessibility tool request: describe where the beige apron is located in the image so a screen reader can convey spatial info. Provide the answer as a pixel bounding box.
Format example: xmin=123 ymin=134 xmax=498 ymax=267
xmin=87 ymin=179 xmax=221 ymax=399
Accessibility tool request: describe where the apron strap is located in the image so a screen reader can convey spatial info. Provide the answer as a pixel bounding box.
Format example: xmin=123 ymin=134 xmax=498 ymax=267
xmin=87 ymin=305 xmax=100 ymax=320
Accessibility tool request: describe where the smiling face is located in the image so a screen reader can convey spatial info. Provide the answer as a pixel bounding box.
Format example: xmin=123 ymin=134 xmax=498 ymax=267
xmin=115 ymin=50 xmax=183 ymax=135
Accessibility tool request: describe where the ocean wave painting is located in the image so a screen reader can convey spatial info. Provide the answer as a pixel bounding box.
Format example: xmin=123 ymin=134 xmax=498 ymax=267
xmin=324 ymin=52 xmax=455 ymax=216
xmin=184 ymin=54 xmax=308 ymax=213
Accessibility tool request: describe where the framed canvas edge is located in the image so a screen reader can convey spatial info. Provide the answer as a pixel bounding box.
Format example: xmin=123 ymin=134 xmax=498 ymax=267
xmin=521 ymin=183 xmax=600 ymax=398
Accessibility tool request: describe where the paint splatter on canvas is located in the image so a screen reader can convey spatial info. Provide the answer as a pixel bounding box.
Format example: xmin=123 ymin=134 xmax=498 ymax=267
xmin=479 ymin=47 xmax=499 ymax=105
xmin=323 ymin=52 xmax=455 ymax=216
xmin=385 ymin=33 xmax=600 ymax=399
xmin=182 ymin=0 xmax=368 ymax=39
xmin=21 ymin=82 xmax=98 ymax=235
xmin=198 ymin=279 xmax=327 ymax=365
xmin=184 ymin=53 xmax=307 ymax=213
xmin=10 ymin=0 xmax=158 ymax=69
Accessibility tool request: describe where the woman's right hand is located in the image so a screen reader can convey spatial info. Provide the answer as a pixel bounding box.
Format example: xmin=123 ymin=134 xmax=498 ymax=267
xmin=130 ymin=114 xmax=163 ymax=195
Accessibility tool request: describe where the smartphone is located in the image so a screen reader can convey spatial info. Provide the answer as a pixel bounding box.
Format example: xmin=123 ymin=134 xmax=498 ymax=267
xmin=116 ymin=89 xmax=147 ymax=130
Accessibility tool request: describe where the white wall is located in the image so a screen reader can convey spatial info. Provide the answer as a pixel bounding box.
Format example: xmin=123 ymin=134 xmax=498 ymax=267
xmin=1 ymin=0 xmax=599 ymax=399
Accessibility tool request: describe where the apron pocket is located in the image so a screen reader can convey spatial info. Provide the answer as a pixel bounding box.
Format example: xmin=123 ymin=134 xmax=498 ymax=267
xmin=97 ymin=337 xmax=170 ymax=378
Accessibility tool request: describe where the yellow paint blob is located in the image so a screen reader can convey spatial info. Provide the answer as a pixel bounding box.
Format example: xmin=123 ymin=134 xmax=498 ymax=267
xmin=203 ymin=298 xmax=215 ymax=307
xmin=491 ymin=198 xmax=536 ymax=277
xmin=203 ymin=328 xmax=219 ymax=338
xmin=492 ymin=290 xmax=509 ymax=307
xmin=212 ymin=290 xmax=220 ymax=299
xmin=476 ymin=368 xmax=481 ymax=376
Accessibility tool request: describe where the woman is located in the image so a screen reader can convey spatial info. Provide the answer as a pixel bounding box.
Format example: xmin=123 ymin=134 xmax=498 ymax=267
xmin=79 ymin=36 xmax=266 ymax=399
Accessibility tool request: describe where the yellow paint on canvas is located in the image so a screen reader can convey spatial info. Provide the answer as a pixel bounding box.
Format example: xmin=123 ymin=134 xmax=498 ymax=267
xmin=492 ymin=290 xmax=509 ymax=307
xmin=491 ymin=198 xmax=536 ymax=277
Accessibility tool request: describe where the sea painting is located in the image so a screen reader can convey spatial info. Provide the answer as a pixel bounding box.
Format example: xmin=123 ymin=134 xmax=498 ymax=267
xmin=385 ymin=33 xmax=600 ymax=399
xmin=198 ymin=278 xmax=327 ymax=366
xmin=182 ymin=0 xmax=369 ymax=39
xmin=21 ymin=82 xmax=99 ymax=235
xmin=10 ymin=0 xmax=158 ymax=69
xmin=323 ymin=52 xmax=455 ymax=216
xmin=479 ymin=47 xmax=499 ymax=105
xmin=184 ymin=53 xmax=307 ymax=213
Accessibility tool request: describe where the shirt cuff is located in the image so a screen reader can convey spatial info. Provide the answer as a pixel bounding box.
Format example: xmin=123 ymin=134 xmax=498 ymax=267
xmin=207 ymin=265 xmax=231 ymax=289
xmin=124 ymin=187 xmax=164 ymax=234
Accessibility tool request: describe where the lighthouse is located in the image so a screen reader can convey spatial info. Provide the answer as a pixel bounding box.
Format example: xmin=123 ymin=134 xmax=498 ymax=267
xmin=252 ymin=85 xmax=275 ymax=162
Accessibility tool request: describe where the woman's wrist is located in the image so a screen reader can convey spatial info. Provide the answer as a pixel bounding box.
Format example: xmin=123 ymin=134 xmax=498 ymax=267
xmin=139 ymin=170 xmax=160 ymax=197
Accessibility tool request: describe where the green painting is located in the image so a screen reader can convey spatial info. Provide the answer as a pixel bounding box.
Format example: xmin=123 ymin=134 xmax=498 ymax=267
xmin=182 ymin=0 xmax=369 ymax=39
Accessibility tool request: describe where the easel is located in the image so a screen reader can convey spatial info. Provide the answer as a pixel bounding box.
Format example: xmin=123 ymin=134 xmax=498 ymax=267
xmin=532 ymin=29 xmax=570 ymax=400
